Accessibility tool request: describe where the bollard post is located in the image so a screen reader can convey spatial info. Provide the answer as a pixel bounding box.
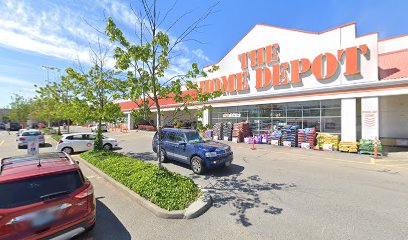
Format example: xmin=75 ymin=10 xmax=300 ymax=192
xmin=251 ymin=135 xmax=256 ymax=150
xmin=374 ymin=137 xmax=378 ymax=159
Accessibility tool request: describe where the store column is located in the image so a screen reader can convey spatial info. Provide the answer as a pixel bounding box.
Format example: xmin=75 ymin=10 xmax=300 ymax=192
xmin=341 ymin=98 xmax=357 ymax=141
xmin=127 ymin=113 xmax=134 ymax=130
xmin=202 ymin=109 xmax=210 ymax=126
xmin=198 ymin=109 xmax=210 ymax=127
xmin=361 ymin=97 xmax=379 ymax=140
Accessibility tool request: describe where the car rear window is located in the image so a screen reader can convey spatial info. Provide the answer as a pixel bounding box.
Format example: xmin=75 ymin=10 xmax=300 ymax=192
xmin=0 ymin=171 xmax=83 ymax=209
xmin=22 ymin=131 xmax=41 ymax=136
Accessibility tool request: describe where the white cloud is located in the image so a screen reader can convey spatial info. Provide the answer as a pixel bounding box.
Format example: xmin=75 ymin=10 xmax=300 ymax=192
xmin=0 ymin=0 xmax=210 ymax=87
xmin=0 ymin=0 xmax=111 ymax=65
xmin=0 ymin=76 xmax=36 ymax=88
xmin=192 ymin=49 xmax=211 ymax=62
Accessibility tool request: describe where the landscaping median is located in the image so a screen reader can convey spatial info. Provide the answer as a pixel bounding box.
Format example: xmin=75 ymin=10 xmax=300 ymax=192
xmin=79 ymin=150 xmax=211 ymax=218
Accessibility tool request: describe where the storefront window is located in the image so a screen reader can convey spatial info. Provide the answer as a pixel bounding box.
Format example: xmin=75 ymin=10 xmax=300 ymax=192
xmin=210 ymin=99 xmax=341 ymax=134
xmin=303 ymin=117 xmax=321 ymax=131
xmin=321 ymin=117 xmax=341 ymax=133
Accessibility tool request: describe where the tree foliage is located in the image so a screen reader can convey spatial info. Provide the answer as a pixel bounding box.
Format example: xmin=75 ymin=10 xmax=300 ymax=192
xmin=105 ymin=0 xmax=221 ymax=168
xmin=63 ymin=45 xmax=125 ymax=150
xmin=8 ymin=94 xmax=33 ymax=122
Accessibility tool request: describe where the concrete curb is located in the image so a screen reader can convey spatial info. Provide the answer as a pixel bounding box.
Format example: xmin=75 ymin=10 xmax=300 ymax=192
xmin=72 ymin=155 xmax=212 ymax=219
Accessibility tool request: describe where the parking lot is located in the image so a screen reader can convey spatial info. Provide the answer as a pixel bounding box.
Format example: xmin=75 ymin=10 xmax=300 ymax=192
xmin=1 ymin=128 xmax=408 ymax=240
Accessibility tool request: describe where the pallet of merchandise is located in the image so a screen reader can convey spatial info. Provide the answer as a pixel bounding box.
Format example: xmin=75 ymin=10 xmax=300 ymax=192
xmin=359 ymin=139 xmax=383 ymax=154
xmin=297 ymin=128 xmax=316 ymax=148
xmin=339 ymin=141 xmax=359 ymax=153
xmin=282 ymin=125 xmax=298 ymax=147
xmin=223 ymin=122 xmax=233 ymax=141
xmin=213 ymin=122 xmax=224 ymax=140
xmin=317 ymin=133 xmax=340 ymax=150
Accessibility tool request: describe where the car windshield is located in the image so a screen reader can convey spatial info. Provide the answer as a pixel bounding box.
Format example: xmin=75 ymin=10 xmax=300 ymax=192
xmin=185 ymin=132 xmax=204 ymax=143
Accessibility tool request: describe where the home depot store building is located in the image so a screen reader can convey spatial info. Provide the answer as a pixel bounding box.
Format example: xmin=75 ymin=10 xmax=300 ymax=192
xmin=119 ymin=22 xmax=408 ymax=147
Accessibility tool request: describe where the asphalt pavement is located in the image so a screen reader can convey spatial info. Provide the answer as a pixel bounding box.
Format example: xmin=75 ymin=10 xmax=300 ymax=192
xmin=1 ymin=128 xmax=408 ymax=240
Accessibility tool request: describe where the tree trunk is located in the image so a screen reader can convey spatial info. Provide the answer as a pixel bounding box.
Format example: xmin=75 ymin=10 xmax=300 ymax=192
xmin=57 ymin=120 xmax=61 ymax=135
xmin=67 ymin=119 xmax=70 ymax=133
xmin=156 ymin=109 xmax=162 ymax=169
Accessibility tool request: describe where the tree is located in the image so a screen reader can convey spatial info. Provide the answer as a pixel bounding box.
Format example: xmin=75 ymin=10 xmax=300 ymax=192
xmin=64 ymin=42 xmax=125 ymax=150
xmin=35 ymin=80 xmax=73 ymax=134
xmin=8 ymin=94 xmax=33 ymax=123
xmin=105 ymin=0 xmax=221 ymax=168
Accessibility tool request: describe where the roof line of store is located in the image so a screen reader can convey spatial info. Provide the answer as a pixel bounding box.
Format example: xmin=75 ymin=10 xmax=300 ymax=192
xmin=202 ymin=22 xmax=357 ymax=69
xmin=378 ymin=48 xmax=408 ymax=56
xmin=378 ymin=33 xmax=408 ymax=42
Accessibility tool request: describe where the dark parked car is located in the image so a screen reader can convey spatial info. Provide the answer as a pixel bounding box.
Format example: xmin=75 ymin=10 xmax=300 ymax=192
xmin=0 ymin=152 xmax=96 ymax=239
xmin=152 ymin=128 xmax=233 ymax=174
xmin=0 ymin=122 xmax=5 ymax=130
xmin=7 ymin=122 xmax=20 ymax=131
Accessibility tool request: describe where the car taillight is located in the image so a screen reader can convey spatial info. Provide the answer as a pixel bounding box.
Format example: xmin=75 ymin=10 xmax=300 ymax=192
xmin=75 ymin=184 xmax=94 ymax=199
xmin=39 ymin=136 xmax=44 ymax=139
xmin=19 ymin=137 xmax=26 ymax=141
xmin=57 ymin=140 xmax=63 ymax=144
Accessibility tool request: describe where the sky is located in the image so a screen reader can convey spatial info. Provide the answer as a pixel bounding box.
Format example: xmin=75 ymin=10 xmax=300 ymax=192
xmin=0 ymin=0 xmax=407 ymax=107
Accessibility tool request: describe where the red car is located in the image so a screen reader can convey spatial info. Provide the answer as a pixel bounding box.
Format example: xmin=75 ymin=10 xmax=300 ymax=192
xmin=0 ymin=152 xmax=96 ymax=240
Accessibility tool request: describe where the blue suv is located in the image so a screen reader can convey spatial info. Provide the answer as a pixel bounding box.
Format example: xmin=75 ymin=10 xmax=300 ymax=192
xmin=152 ymin=128 xmax=233 ymax=174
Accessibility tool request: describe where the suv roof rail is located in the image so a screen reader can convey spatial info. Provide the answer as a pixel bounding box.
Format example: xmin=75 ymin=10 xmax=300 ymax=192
xmin=0 ymin=152 xmax=75 ymax=174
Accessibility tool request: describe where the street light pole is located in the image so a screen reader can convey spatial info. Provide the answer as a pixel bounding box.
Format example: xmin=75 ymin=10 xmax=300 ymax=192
xmin=41 ymin=65 xmax=62 ymax=128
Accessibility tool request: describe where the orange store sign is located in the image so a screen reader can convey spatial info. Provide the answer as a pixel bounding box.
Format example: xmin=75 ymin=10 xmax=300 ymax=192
xmin=199 ymin=43 xmax=370 ymax=93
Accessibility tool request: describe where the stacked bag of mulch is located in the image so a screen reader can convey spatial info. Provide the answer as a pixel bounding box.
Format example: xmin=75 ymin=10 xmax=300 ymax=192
xmin=232 ymin=122 xmax=250 ymax=143
xmin=223 ymin=122 xmax=233 ymax=141
xmin=297 ymin=128 xmax=316 ymax=148
xmin=282 ymin=125 xmax=298 ymax=147
xmin=213 ymin=122 xmax=223 ymax=140
xmin=359 ymin=139 xmax=383 ymax=155
xmin=339 ymin=141 xmax=359 ymax=153
xmin=270 ymin=129 xmax=282 ymax=145
xmin=317 ymin=133 xmax=340 ymax=150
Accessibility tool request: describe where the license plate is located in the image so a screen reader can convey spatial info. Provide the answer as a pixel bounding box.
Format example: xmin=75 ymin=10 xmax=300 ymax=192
xmin=31 ymin=214 xmax=55 ymax=227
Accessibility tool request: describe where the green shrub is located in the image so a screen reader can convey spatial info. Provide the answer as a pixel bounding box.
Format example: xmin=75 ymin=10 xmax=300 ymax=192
xmin=52 ymin=134 xmax=62 ymax=141
xmin=80 ymin=151 xmax=201 ymax=211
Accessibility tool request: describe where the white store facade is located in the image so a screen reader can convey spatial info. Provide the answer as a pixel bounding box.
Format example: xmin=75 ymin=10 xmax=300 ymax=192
xmin=120 ymin=22 xmax=408 ymax=147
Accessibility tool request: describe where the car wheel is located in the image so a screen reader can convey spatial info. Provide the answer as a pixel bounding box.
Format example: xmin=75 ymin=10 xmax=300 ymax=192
xmin=191 ymin=156 xmax=205 ymax=174
xmin=103 ymin=143 xmax=112 ymax=150
xmin=62 ymin=147 xmax=74 ymax=154
xmin=159 ymin=148 xmax=168 ymax=163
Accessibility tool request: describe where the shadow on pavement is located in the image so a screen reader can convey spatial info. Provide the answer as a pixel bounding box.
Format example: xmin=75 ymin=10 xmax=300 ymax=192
xmin=76 ymin=199 xmax=131 ymax=240
xmin=41 ymin=143 xmax=53 ymax=148
xmin=123 ymin=151 xmax=294 ymax=227
xmin=125 ymin=151 xmax=156 ymax=161
xmin=191 ymin=172 xmax=296 ymax=227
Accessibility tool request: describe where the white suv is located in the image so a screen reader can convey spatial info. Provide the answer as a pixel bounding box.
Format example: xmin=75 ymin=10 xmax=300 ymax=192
xmin=91 ymin=124 xmax=108 ymax=132
xmin=56 ymin=133 xmax=118 ymax=154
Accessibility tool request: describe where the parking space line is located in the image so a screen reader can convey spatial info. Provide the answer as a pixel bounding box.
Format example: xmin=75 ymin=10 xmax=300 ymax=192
xmin=0 ymin=140 xmax=4 ymax=146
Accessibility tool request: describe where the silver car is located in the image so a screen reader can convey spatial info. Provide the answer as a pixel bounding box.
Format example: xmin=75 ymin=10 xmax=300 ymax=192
xmin=17 ymin=129 xmax=45 ymax=149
